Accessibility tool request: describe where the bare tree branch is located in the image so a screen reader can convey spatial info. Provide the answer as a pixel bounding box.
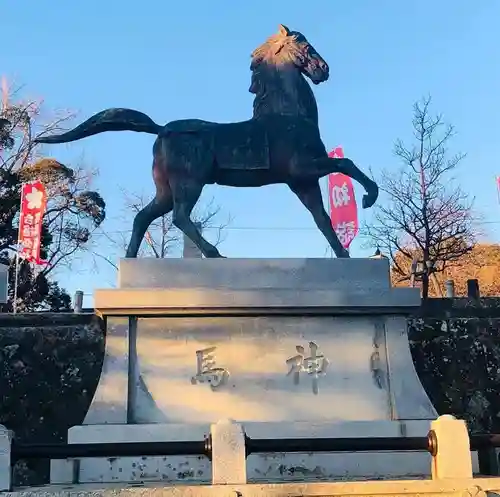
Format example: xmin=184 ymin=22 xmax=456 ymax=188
xmin=363 ymin=96 xmax=477 ymax=298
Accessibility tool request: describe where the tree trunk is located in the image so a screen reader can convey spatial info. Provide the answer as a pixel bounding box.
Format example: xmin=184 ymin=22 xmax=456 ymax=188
xmin=422 ymin=271 xmax=430 ymax=299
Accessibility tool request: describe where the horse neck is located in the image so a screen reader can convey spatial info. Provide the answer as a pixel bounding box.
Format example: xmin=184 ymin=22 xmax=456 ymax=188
xmin=251 ymin=62 xmax=319 ymax=125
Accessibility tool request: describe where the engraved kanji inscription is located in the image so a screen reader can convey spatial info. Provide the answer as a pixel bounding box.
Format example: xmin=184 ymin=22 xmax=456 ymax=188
xmin=286 ymin=341 xmax=329 ymax=394
xmin=190 ymin=346 xmax=229 ymax=391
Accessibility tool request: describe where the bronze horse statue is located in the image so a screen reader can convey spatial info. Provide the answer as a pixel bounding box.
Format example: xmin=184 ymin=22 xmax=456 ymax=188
xmin=35 ymin=24 xmax=378 ymax=258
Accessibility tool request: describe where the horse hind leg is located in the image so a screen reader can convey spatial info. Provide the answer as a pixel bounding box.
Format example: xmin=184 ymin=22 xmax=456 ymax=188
xmin=125 ymin=188 xmax=173 ymax=258
xmin=170 ymin=180 xmax=223 ymax=258
xmin=289 ymin=180 xmax=349 ymax=258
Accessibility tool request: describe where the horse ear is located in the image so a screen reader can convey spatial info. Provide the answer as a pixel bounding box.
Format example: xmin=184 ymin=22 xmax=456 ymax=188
xmin=278 ymin=24 xmax=290 ymax=36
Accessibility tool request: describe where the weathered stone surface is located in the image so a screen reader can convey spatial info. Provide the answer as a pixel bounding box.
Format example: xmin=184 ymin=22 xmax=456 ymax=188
xmin=105 ymin=258 xmax=419 ymax=313
xmin=409 ymin=310 xmax=500 ymax=433
xmin=127 ymin=316 xmax=424 ymax=423
xmin=0 ymin=314 xmax=104 ymax=486
xmin=0 ymin=299 xmax=499 ymax=485
xmin=117 ymin=258 xmax=393 ymax=291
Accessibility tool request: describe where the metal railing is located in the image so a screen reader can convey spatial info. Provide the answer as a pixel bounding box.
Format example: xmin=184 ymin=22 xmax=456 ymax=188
xmin=3 ymin=416 xmax=500 ymax=492
xmin=11 ymin=440 xmax=207 ymax=461
xmin=10 ymin=433 xmax=500 ymax=475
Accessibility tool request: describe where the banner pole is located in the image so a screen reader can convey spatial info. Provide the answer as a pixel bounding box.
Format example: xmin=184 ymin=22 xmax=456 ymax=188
xmin=13 ymin=250 xmax=21 ymax=314
xmin=326 ymin=175 xmax=334 ymax=258
xmin=13 ymin=182 xmax=26 ymax=314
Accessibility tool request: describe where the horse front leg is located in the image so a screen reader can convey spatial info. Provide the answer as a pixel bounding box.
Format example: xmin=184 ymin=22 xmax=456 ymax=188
xmin=331 ymin=157 xmax=379 ymax=208
xmin=300 ymin=156 xmax=379 ymax=209
xmin=289 ymin=180 xmax=349 ymax=258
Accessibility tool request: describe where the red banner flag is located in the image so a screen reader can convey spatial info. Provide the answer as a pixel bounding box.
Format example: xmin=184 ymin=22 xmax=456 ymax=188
xmin=18 ymin=180 xmax=47 ymax=265
xmin=328 ymin=147 xmax=359 ymax=249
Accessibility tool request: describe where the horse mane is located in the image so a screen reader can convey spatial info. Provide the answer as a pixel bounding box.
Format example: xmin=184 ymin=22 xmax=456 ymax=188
xmin=250 ymin=33 xmax=288 ymax=69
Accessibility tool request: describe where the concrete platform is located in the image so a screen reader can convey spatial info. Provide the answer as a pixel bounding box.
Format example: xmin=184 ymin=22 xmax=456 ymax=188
xmin=7 ymin=476 xmax=500 ymax=497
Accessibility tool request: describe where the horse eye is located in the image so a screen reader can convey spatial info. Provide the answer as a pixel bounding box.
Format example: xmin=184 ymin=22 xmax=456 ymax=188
xmin=296 ymin=52 xmax=307 ymax=64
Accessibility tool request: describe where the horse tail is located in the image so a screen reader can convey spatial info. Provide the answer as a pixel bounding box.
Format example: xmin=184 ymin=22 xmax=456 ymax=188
xmin=34 ymin=108 xmax=162 ymax=144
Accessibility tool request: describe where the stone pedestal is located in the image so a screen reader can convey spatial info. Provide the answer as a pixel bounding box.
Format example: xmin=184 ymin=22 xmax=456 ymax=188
xmin=52 ymin=258 xmax=438 ymax=485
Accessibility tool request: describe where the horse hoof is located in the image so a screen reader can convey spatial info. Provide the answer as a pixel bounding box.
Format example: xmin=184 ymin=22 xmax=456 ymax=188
xmin=206 ymin=250 xmax=225 ymax=258
xmin=362 ymin=187 xmax=379 ymax=209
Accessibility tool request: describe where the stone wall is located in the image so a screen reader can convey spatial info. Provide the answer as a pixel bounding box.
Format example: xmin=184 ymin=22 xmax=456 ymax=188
xmin=410 ymin=298 xmax=500 ymax=434
xmin=0 ymin=313 xmax=104 ymax=486
xmin=0 ymin=300 xmax=499 ymax=486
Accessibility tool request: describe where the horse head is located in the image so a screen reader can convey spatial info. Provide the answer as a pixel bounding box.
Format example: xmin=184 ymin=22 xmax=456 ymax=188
xmin=250 ymin=24 xmax=329 ymax=87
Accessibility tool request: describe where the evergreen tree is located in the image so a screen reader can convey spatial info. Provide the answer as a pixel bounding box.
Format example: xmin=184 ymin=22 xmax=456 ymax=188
xmin=0 ymin=81 xmax=105 ymax=311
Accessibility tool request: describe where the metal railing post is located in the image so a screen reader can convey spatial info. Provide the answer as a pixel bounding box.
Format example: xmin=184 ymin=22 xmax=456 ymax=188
xmin=430 ymin=415 xmax=473 ymax=479
xmin=210 ymin=419 xmax=247 ymax=484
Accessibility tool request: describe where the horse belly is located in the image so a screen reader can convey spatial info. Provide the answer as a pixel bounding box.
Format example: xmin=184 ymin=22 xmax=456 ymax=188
xmin=215 ymin=168 xmax=275 ymax=187
xmin=212 ymin=121 xmax=270 ymax=172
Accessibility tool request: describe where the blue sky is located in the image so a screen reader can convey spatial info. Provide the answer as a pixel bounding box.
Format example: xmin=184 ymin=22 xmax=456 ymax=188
xmin=3 ymin=1 xmax=500 ymax=305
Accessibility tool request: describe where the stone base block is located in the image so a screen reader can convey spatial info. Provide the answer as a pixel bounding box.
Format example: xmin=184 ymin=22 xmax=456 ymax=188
xmin=86 ymin=258 xmax=435 ymax=427
xmin=117 ymin=258 xmax=393 ymax=292
xmin=70 ymin=258 xmax=441 ymax=486
xmin=96 ymin=258 xmax=420 ymax=314
xmin=84 ymin=313 xmax=436 ymax=425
